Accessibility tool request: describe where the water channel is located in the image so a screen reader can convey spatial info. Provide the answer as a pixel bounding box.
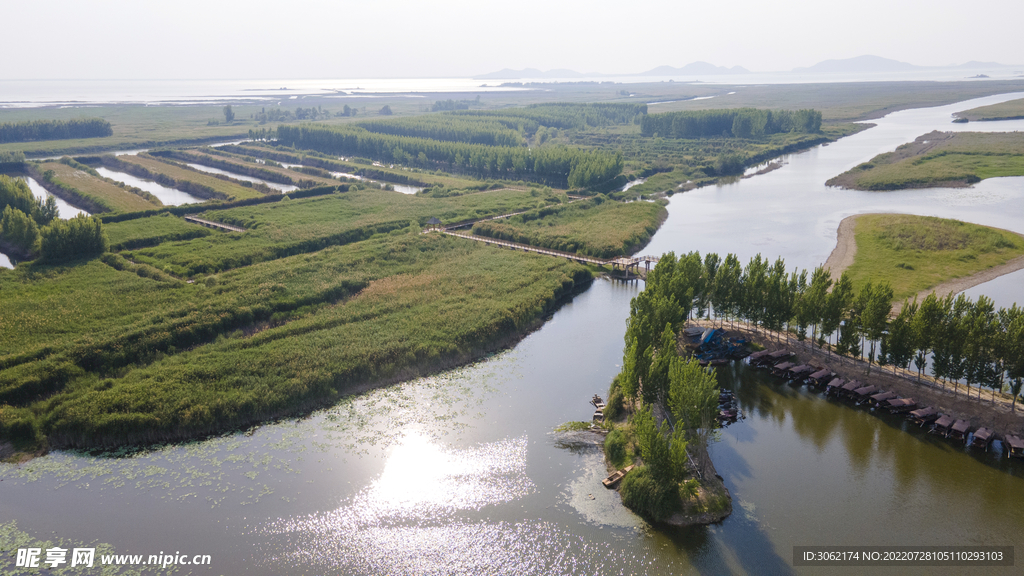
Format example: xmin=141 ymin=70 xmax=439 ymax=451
xmin=3 ymin=94 xmax=1024 ymax=574
xmin=94 ymin=166 xmax=203 ymax=206
xmin=183 ymin=163 xmax=300 ymax=192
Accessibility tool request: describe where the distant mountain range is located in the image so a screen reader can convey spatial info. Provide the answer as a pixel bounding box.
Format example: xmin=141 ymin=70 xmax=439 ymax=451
xmin=475 ymin=56 xmax=1022 ymax=80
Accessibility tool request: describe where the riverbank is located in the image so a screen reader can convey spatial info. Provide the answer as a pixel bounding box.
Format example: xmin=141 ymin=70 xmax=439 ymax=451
xmin=826 ymin=131 xmax=1024 ymax=191
xmin=824 ymin=213 xmax=1024 ymax=306
xmin=689 ymin=319 xmax=1024 ymax=436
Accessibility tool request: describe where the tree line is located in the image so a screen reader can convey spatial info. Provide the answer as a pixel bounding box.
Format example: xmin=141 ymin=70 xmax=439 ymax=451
xmin=0 ymin=118 xmax=112 ymax=143
xmin=0 ymin=174 xmax=107 ymax=261
xmin=454 ymin=102 xmax=647 ymax=131
xmin=624 ymin=251 xmax=1024 ymax=408
xmin=275 ymin=124 xmax=623 ymax=187
xmin=607 ymin=269 xmax=722 ymax=520
xmin=640 ymin=108 xmax=822 ymax=139
xmin=356 ymin=115 xmax=526 ymax=147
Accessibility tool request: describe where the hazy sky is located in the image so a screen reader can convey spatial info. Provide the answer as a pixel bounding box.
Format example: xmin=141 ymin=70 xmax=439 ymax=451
xmin=3 ymin=0 xmax=1022 ymax=79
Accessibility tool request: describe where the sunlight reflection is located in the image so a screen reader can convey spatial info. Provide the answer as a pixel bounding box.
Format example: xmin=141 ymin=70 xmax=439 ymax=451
xmin=267 ymin=432 xmax=532 ymax=534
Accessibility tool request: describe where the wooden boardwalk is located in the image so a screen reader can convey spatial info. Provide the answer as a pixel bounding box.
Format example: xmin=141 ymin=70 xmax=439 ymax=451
xmin=184 ymin=215 xmax=246 ymax=233
xmin=441 ymin=230 xmax=609 ymax=265
xmin=438 ymin=230 xmax=657 ymax=274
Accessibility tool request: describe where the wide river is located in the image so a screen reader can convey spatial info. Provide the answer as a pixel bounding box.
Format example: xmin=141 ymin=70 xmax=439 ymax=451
xmin=3 ymin=94 xmax=1024 ymax=574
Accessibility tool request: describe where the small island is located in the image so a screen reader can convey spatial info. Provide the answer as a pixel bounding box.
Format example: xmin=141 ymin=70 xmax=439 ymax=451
xmin=826 ymin=131 xmax=1024 ymax=190
xmin=953 ymin=97 xmax=1024 ymax=122
xmin=598 ymin=252 xmax=735 ymax=526
xmin=824 ymin=213 xmax=1024 ymax=303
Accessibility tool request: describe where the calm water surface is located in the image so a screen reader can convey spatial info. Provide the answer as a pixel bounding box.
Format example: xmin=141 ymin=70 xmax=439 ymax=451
xmin=94 ymin=166 xmax=203 ymax=206
xmin=3 ymin=93 xmax=1024 ymax=574
xmin=184 ymin=163 xmax=299 ymax=192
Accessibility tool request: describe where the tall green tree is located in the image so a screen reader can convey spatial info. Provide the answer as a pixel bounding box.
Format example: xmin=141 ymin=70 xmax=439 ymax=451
xmin=821 ymin=272 xmax=853 ymax=357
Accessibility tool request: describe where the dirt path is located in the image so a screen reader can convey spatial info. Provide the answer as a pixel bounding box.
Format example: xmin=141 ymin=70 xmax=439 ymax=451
xmin=823 ymin=213 xmax=1024 ymax=311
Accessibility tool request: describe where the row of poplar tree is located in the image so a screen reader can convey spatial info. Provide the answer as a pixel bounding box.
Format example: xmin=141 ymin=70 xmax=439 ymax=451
xmin=622 ymin=251 xmax=1024 ymax=410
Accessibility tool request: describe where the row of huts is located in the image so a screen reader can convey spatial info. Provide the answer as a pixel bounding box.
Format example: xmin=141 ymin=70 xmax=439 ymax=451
xmin=747 ymin=349 xmax=1024 ymax=458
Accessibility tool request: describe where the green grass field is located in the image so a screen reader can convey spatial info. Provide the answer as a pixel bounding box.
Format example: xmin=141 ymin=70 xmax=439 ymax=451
xmin=116 ymin=154 xmax=265 ymax=200
xmin=0 ymin=231 xmax=590 ymax=448
xmin=117 ymin=187 xmax=563 ymax=276
xmin=471 ymin=198 xmax=667 ymax=258
xmin=37 ymin=161 xmax=161 ymax=213
xmin=827 ymin=131 xmax=1024 ymax=190
xmin=843 ymin=214 xmax=1024 ymax=301
xmin=954 ymin=98 xmax=1024 ymax=122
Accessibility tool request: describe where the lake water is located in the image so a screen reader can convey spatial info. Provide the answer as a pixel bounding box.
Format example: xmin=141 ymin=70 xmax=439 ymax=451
xmin=183 ymin=163 xmax=299 ymax=192
xmin=94 ymin=166 xmax=203 ymax=206
xmin=3 ymin=93 xmax=1024 ymax=574
xmin=20 ymin=175 xmax=88 ymax=219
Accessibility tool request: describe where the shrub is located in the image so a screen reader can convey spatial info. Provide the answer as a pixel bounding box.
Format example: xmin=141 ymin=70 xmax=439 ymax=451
xmin=604 ymin=428 xmax=629 ymax=468
xmin=39 ymin=214 xmax=108 ymax=262
xmin=619 ymin=466 xmax=680 ymax=522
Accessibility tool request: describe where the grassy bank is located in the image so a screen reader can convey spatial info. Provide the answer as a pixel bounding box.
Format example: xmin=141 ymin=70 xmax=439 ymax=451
xmin=843 ymin=214 xmax=1024 ymax=301
xmin=113 ymin=154 xmax=266 ymax=200
xmin=471 ymin=197 xmax=666 ymax=258
xmin=35 ymin=160 xmax=162 ymax=213
xmin=954 ymin=98 xmax=1024 ymax=122
xmin=826 ymin=131 xmax=1024 ymax=190
xmin=117 ymin=187 xmax=563 ymax=276
xmin=0 ymin=227 xmax=590 ymax=449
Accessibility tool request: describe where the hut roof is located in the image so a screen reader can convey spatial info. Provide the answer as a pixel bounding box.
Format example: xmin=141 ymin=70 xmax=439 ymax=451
xmin=790 ymin=364 xmax=813 ymax=373
xmin=933 ymin=414 xmax=955 ymax=428
xmin=768 ymin=350 xmax=791 ymax=358
xmin=809 ymin=369 xmax=831 ymax=379
xmin=841 ymin=380 xmax=862 ymax=391
xmin=974 ymin=427 xmax=993 ymax=441
xmin=951 ymin=419 xmax=970 ymax=433
xmin=829 ymin=378 xmax=845 ymax=388
xmin=427 ymin=217 xmax=442 ymax=225
xmin=887 ymin=398 xmax=915 ymax=407
xmin=773 ymin=362 xmax=795 ymax=371
xmin=871 ymin=391 xmax=897 ymax=402
xmin=910 ymin=406 xmax=937 ymax=419
xmin=1005 ymin=435 xmax=1024 ymax=450
xmin=853 ymin=385 xmax=877 ymax=397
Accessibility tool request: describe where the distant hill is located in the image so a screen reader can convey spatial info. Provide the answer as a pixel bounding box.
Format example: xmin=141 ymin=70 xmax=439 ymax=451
xmin=792 ymin=55 xmax=921 ymax=74
xmin=954 ymin=61 xmax=1018 ymax=69
xmin=474 ymin=68 xmax=588 ymax=80
xmin=639 ymin=62 xmax=749 ymax=76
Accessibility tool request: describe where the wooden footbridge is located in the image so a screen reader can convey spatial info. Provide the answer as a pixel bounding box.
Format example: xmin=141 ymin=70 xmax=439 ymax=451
xmin=437 ymin=229 xmax=658 ymax=276
xmin=184 ymin=215 xmax=246 ymax=233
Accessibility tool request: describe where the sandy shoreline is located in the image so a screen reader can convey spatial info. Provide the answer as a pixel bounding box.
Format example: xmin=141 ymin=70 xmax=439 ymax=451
xmin=823 ymin=213 xmax=1024 ymax=310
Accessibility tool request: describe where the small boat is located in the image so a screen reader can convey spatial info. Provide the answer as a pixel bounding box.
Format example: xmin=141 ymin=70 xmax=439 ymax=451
xmin=806 ymin=369 xmax=834 ymax=386
xmin=886 ymin=398 xmax=917 ymax=413
xmin=786 ymin=364 xmax=815 ymax=380
xmin=839 ymin=379 xmax=862 ymax=398
xmin=602 ymin=464 xmax=636 ymax=488
xmin=971 ymin=427 xmax=995 ymax=450
xmin=825 ymin=378 xmax=845 ymax=396
xmin=949 ymin=420 xmax=970 ymax=443
xmin=770 ymin=362 xmax=795 ymax=377
xmin=747 ymin=350 xmax=771 ymax=364
xmin=1005 ymin=435 xmax=1024 ymax=459
xmin=870 ymin=391 xmax=897 ymax=406
xmin=929 ymin=409 xmax=950 ymax=428
xmin=852 ymin=385 xmax=878 ymax=400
